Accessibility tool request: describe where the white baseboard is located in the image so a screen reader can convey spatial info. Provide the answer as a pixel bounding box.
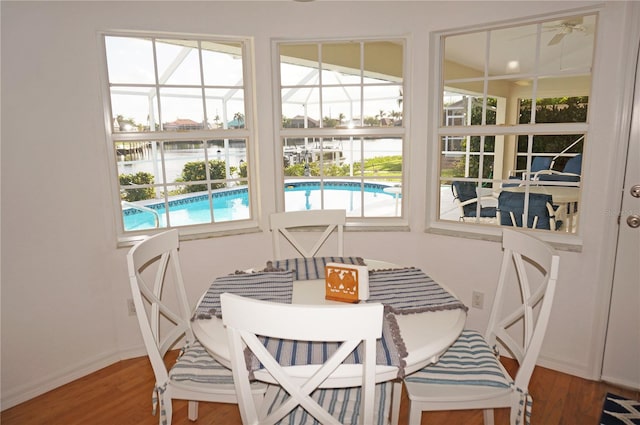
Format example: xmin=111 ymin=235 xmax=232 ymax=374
xmin=500 ymin=351 xmax=597 ymax=381
xmin=1 ymin=347 xmax=143 ymax=411
xmin=118 ymin=345 xmax=149 ymax=361
xmin=536 ymin=354 xmax=596 ymax=381
xmin=601 ymin=374 xmax=640 ymax=391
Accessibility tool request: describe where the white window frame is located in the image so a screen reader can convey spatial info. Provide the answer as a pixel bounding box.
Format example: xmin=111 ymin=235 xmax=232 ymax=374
xmin=426 ymin=11 xmax=598 ymax=247
xmin=99 ymin=31 xmax=259 ymax=244
xmin=272 ymin=37 xmax=409 ymax=228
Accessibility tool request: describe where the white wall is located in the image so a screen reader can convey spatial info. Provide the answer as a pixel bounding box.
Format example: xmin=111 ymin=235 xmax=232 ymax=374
xmin=1 ymin=0 xmax=637 ymax=409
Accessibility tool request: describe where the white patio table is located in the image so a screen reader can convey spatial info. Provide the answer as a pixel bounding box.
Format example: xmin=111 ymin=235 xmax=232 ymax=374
xmin=502 ymin=185 xmax=581 ymax=231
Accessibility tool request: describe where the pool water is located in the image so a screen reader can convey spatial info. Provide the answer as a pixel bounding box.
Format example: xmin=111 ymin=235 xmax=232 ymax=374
xmin=123 ymin=181 xmax=399 ymax=231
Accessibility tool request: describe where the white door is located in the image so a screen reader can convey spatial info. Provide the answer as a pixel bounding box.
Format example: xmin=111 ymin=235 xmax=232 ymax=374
xmin=601 ymin=41 xmax=640 ymax=390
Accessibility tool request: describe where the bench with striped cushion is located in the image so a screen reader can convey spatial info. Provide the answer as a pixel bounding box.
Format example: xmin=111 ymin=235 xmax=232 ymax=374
xmin=404 ymin=329 xmax=511 ymax=389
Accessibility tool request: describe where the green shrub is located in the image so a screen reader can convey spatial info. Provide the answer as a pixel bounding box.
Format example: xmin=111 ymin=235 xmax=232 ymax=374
xmin=178 ymin=160 xmax=237 ymax=193
xmin=119 ymin=172 xmax=155 ymax=201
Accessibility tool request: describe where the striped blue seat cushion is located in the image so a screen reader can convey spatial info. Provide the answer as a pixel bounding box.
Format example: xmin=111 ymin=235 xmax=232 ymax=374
xmin=264 ymin=381 xmax=391 ymax=425
xmin=169 ymin=340 xmax=235 ymax=385
xmin=404 ymin=329 xmax=511 ymax=388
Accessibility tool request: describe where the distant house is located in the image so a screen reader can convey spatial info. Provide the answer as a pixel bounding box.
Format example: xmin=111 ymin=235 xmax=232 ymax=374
xmin=380 ymin=117 xmax=394 ymax=126
xmin=288 ymin=115 xmax=319 ymax=128
xmin=163 ymin=118 xmax=205 ymax=131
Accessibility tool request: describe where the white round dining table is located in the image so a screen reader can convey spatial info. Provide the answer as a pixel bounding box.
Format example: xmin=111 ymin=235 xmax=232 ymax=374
xmin=192 ymin=259 xmax=467 ymax=381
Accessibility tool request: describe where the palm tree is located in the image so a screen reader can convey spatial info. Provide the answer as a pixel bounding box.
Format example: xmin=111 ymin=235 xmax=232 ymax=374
xmin=233 ymin=112 xmax=245 ymax=128
xmin=390 ymin=110 xmax=402 ymax=125
xmin=378 ymin=110 xmax=386 ymax=126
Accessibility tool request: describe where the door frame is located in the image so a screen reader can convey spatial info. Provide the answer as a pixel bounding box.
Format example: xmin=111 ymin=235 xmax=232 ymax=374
xmin=593 ymin=2 xmax=640 ymax=384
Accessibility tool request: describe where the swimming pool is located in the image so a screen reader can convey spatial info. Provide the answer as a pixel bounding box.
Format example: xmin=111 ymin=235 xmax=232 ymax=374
xmin=122 ymin=181 xmax=400 ymax=231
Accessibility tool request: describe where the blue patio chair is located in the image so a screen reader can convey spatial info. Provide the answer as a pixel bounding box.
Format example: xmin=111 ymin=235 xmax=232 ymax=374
xmin=497 ymin=191 xmax=561 ymax=230
xmin=451 ymin=181 xmax=497 ymax=221
xmin=536 ymin=154 xmax=582 ymax=183
xmin=504 ymin=156 xmax=552 ymax=187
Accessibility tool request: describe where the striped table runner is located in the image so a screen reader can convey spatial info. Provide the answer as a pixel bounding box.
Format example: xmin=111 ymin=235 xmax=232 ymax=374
xmin=271 ymin=256 xmax=366 ymax=281
xmin=368 ymin=267 xmax=468 ymax=314
xmin=193 ymin=270 xmax=294 ymax=319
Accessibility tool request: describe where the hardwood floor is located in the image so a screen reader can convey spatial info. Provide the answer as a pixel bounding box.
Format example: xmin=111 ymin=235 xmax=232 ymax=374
xmin=2 ymin=352 xmax=638 ymax=425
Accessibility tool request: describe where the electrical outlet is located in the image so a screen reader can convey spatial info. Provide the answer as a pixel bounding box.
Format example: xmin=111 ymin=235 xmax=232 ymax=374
xmin=127 ymin=298 xmax=136 ymax=316
xmin=472 ymin=291 xmax=484 ymax=309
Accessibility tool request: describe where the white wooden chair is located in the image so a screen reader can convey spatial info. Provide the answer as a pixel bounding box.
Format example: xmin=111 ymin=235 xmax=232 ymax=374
xmin=221 ymin=292 xmax=397 ymax=425
xmin=269 ymin=209 xmax=346 ymax=260
xmin=127 ymin=230 xmax=266 ymax=425
xmin=403 ymin=229 xmax=560 ymax=425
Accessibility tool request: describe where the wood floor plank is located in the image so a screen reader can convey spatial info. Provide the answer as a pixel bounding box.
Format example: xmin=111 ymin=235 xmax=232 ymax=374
xmin=1 ymin=353 xmax=637 ymax=425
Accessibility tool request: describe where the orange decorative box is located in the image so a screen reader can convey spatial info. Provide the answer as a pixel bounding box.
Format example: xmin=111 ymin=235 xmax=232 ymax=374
xmin=325 ymin=262 xmax=369 ymax=303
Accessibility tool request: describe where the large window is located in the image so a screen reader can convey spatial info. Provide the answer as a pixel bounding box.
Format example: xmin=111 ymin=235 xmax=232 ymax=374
xmin=101 ymin=33 xmax=256 ymax=239
xmin=275 ymin=40 xmax=405 ymax=221
xmin=436 ymin=14 xmax=596 ymax=235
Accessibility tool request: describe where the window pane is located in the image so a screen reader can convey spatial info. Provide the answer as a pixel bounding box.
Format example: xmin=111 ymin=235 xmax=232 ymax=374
xmin=117 ymin=141 xmax=165 ymax=189
xmin=439 ymin=142 xmax=494 ymax=180
xmin=163 ymin=140 xmax=207 ymax=187
xmin=488 ymin=24 xmax=538 ymax=76
xmin=539 ymin=15 xmax=596 ymax=73
xmin=110 ymin=87 xmax=159 ymax=132
xmin=361 ymin=137 xmax=402 ymax=171
xmin=156 ymin=39 xmax=202 ymax=85
xmin=363 ymin=85 xmax=403 ymax=127
xmin=438 ymin=179 xmax=497 ymax=224
xmin=323 ymin=86 xmax=361 ymax=126
xmin=442 ymin=93 xmax=491 ymax=126
xmin=321 ymin=43 xmax=361 ymax=85
xmin=202 ymin=41 xmax=244 ymax=86
xmin=159 ymin=87 xmax=204 ymax=129
xmin=282 ymin=87 xmax=321 ymax=127
xmin=519 ymin=96 xmax=589 ymax=124
xmin=444 ymin=32 xmax=485 ymax=80
xmin=118 ymin=141 xmax=161 ymax=199
xmin=364 ymin=41 xmax=403 ymax=83
xmin=203 ymin=88 xmax=245 ymax=129
xmin=280 ymin=44 xmax=319 ymax=86
xmin=105 ymin=36 xmax=155 ymax=84
xmin=206 ymin=139 xmax=248 ymax=185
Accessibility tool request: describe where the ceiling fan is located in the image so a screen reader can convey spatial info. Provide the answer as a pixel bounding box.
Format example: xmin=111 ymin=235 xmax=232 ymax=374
xmin=546 ymin=18 xmax=586 ymax=46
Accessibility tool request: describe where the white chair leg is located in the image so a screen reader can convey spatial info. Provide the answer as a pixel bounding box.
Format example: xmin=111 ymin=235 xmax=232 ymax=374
xmin=252 ymin=391 xmax=265 ymax=411
xmin=188 ymin=400 xmax=198 ymax=421
xmin=483 ymin=408 xmax=495 ymax=425
xmin=408 ymin=402 xmax=423 ymax=425
xmin=390 ymin=381 xmax=402 ymax=425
